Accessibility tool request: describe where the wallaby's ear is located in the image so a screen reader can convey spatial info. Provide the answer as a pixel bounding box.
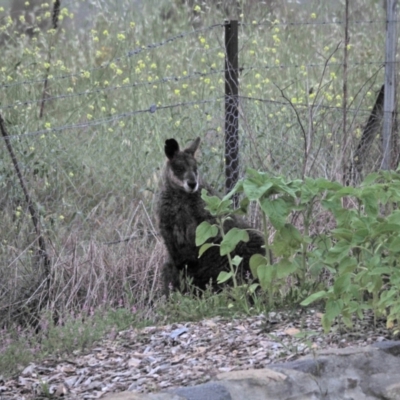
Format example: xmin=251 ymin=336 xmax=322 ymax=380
xmin=165 ymin=139 xmax=180 ymax=160
xmin=185 ymin=137 xmax=201 ymax=155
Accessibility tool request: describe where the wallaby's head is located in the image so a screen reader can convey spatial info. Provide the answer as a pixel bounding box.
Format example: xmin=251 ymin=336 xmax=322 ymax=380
xmin=164 ymin=137 xmax=201 ymax=193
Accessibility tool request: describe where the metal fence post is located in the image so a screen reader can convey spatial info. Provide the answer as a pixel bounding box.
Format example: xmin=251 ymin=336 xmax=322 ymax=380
xmin=225 ymin=20 xmax=239 ymax=206
xmin=381 ymin=0 xmax=398 ymax=170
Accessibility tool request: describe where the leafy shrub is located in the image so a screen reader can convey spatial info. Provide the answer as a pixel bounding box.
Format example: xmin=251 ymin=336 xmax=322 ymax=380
xmin=197 ymin=168 xmax=400 ymax=334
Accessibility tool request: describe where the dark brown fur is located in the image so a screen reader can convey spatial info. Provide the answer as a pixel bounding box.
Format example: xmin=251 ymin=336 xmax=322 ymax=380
xmin=157 ymin=137 xmax=265 ymax=294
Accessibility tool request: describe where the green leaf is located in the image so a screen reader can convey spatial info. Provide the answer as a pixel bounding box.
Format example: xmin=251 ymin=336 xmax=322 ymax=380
xmin=243 ymin=177 xmax=274 ymax=201
xmin=326 ymin=299 xmax=343 ymax=321
xmin=314 ymin=178 xmax=343 ymax=191
xmin=353 ymin=228 xmax=370 ymax=244
xmin=331 ymin=239 xmax=352 ymax=254
xmin=231 ymin=255 xmax=243 ymax=267
xmin=249 ymin=253 xmax=267 ymax=279
xmin=271 ymin=235 xmax=292 ymax=258
xmin=379 ymin=288 xmax=397 ymax=305
xmin=366 ymin=254 xmax=380 ymax=269
xmin=228 ymin=197 xmax=250 ymax=217
xmin=275 ymin=258 xmax=298 ymax=279
xmin=245 ymin=168 xmax=263 ymax=179
xmin=368 ymin=266 xmax=392 ymax=276
xmin=220 ymin=228 xmax=249 ymax=256
xmin=338 ymin=257 xmax=357 ymax=274
xmin=321 ymin=314 xmax=333 ymax=333
xmin=325 ymin=240 xmax=352 ymax=264
xmin=300 ymin=178 xmax=319 ymax=203
xmin=331 ymin=228 xmax=353 ymax=242
xmin=248 ymin=283 xmax=259 ymax=294
xmin=271 ymin=224 xmax=303 ymax=258
xmin=278 ymin=179 xmax=302 ymax=198
xmin=321 ymin=197 xmax=343 ymax=214
xmin=361 ymin=172 xmax=380 ymax=186
xmin=198 ymin=243 xmax=215 ymax=257
xmin=217 ymin=271 xmax=233 ymax=284
xmin=201 ymin=189 xmax=223 ymax=215
xmin=388 ymin=303 xmax=400 ymax=316
xmin=375 ymin=223 xmax=400 ymax=235
xmin=279 ymin=223 xmax=303 ymax=247
xmin=387 ymin=210 xmax=400 ymax=225
xmin=333 ymin=272 xmax=351 ymax=295
xmin=217 ymin=198 xmax=233 ymax=214
xmin=222 ymin=180 xmax=244 ymax=201
xmin=195 ymin=221 xmax=218 ymax=246
xmin=388 ymin=236 xmax=400 ymax=253
xmin=342 ymin=314 xmax=353 ymax=328
xmin=335 ymin=186 xmax=358 ymax=197
xmin=257 ymin=264 xmax=274 ymax=291
xmin=360 ymin=190 xmax=378 ymax=217
xmin=345 ymin=301 xmax=358 ymax=314
xmin=300 ymin=290 xmax=327 ymax=306
xmin=260 ymin=197 xmax=290 ymax=229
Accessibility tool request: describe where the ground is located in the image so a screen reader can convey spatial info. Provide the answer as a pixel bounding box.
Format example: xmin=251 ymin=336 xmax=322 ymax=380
xmin=0 ymin=310 xmax=394 ymax=399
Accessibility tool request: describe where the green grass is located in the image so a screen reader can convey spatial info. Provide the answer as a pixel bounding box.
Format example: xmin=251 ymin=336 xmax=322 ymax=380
xmin=0 ymin=306 xmax=153 ymax=377
xmin=0 ymin=0 xmax=392 ymax=378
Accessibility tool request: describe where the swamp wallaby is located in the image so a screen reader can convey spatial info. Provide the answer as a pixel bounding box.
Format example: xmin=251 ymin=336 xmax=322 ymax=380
xmin=157 ymin=137 xmax=265 ymax=294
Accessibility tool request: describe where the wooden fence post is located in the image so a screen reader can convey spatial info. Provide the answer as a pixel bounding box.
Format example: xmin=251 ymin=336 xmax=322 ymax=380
xmin=225 ymin=20 xmax=239 ymax=206
xmin=0 ymin=114 xmax=50 ymax=278
xmin=381 ymin=0 xmax=398 ymax=170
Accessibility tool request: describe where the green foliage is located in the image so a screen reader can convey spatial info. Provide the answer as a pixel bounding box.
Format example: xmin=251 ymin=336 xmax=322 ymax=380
xmin=195 ymin=190 xmax=250 ymax=288
xmin=198 ymin=168 xmax=400 ymax=334
xmin=220 ymin=228 xmax=249 ymax=256
xmin=159 ymin=282 xmax=269 ymax=324
xmin=302 ymin=170 xmax=400 ymax=333
xmin=231 ymin=170 xmax=322 ymax=307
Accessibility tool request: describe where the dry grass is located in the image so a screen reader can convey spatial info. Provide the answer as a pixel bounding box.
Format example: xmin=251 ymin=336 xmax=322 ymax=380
xmin=0 ymin=201 xmax=166 ymax=328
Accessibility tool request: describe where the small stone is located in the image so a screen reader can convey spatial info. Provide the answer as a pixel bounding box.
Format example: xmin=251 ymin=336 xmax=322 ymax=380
xmin=21 ymin=364 xmax=35 ymax=377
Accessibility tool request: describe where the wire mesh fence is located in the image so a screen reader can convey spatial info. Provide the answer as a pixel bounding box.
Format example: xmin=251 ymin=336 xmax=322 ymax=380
xmin=0 ymin=0 xmax=398 ymax=322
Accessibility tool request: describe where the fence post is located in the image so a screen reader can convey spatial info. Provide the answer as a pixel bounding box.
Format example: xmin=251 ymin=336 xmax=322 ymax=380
xmin=381 ymin=0 xmax=398 ymax=170
xmin=0 ymin=114 xmax=50 ymax=278
xmin=225 ymin=20 xmax=239 ymax=207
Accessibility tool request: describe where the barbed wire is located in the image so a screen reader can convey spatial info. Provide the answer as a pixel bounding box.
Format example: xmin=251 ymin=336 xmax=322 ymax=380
xmin=0 ymin=23 xmax=224 ymax=90
xmin=0 ymin=97 xmax=223 ymax=140
xmin=0 ymin=92 xmax=375 ymax=143
xmin=246 ymin=18 xmax=396 ymax=28
xmin=0 ymin=69 xmax=223 ymax=111
xmin=0 ymin=59 xmax=388 ymax=112
xmin=0 ymin=17 xmax=390 ymax=145
xmin=239 ymin=61 xmax=387 ymax=74
xmin=0 ymin=16 xmax=392 ymax=91
xmin=239 ymin=95 xmax=374 ymax=115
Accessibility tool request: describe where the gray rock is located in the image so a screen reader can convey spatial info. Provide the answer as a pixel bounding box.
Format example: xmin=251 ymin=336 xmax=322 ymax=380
xmin=102 ymin=392 xmax=185 ymax=400
xmin=216 ymin=368 xmax=321 ymax=400
xmin=269 ymin=358 xmax=326 ymax=376
xmin=170 ymin=382 xmax=232 ymax=400
xmin=105 ymin=341 xmax=400 ymax=400
xmin=372 ymin=340 xmax=400 ymax=355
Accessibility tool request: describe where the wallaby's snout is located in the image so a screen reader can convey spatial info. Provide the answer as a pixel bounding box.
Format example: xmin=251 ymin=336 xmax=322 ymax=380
xmin=184 ymin=173 xmax=199 ymax=193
